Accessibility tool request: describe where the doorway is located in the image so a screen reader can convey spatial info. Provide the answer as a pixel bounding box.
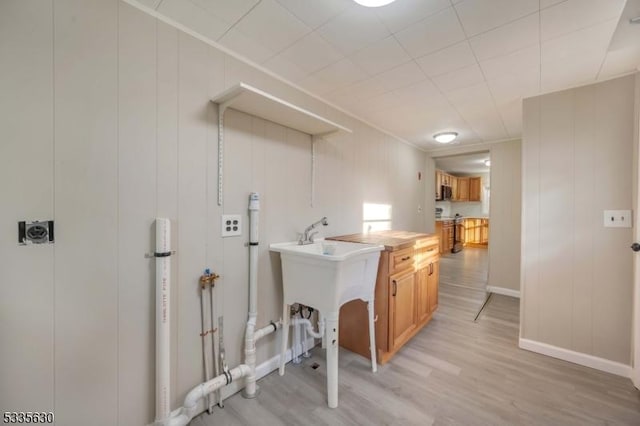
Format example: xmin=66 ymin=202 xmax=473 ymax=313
xmin=433 ymin=151 xmax=492 ymax=319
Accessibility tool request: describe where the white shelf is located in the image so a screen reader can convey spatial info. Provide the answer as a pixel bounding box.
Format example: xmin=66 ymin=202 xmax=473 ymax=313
xmin=211 ymin=83 xmax=352 ymax=136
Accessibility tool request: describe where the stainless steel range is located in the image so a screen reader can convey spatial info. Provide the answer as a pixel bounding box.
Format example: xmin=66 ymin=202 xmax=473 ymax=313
xmin=452 ymin=214 xmax=464 ymax=253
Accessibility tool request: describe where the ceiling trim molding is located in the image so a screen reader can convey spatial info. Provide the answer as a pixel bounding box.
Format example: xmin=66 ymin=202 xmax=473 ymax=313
xmin=122 ymin=0 xmax=426 ymax=152
xmin=427 ymin=137 xmax=520 ymax=157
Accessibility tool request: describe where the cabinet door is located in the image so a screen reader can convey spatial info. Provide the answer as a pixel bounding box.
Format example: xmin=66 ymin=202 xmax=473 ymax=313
xmin=416 ymin=265 xmax=430 ymax=323
xmin=469 ymin=177 xmax=482 ymax=201
xmin=451 ymin=177 xmax=458 ymax=201
xmin=428 ymin=261 xmax=439 ymax=314
xmin=457 ymin=177 xmax=469 ymax=201
xmin=389 ymin=269 xmax=416 ymax=350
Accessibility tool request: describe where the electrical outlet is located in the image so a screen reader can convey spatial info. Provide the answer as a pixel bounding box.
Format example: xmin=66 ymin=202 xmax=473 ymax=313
xmin=221 ymin=214 xmax=242 ymax=237
xmin=603 ymin=210 xmax=632 ymax=228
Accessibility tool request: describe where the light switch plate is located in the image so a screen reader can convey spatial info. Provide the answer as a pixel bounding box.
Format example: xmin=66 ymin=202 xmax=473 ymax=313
xmin=603 ymin=210 xmax=632 ymax=228
xmin=221 ymin=214 xmax=242 ymax=237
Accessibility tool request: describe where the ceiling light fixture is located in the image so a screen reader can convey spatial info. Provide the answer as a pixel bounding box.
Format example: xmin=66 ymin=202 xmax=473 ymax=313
xmin=484 ymin=159 xmax=491 ymax=167
xmin=353 ymin=0 xmax=397 ymax=7
xmin=433 ymin=132 xmax=458 ymax=144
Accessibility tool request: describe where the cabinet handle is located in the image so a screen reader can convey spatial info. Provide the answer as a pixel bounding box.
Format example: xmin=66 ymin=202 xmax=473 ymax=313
xmin=426 ymin=248 xmax=434 ymax=252
xmin=401 ymin=256 xmax=411 ymax=261
xmin=392 ymin=280 xmax=397 ymax=297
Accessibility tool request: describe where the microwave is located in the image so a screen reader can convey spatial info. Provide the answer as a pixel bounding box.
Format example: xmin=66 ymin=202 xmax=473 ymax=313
xmin=441 ymin=185 xmax=452 ymax=200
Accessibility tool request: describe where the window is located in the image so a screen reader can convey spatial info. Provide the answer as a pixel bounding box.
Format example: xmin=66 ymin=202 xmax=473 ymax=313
xmin=363 ymin=203 xmax=392 ymax=233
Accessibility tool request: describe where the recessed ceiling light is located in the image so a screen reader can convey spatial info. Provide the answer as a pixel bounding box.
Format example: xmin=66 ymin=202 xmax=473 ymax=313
xmin=484 ymin=159 xmax=491 ymax=167
xmin=353 ymin=0 xmax=397 ymax=7
xmin=433 ymin=132 xmax=458 ymax=144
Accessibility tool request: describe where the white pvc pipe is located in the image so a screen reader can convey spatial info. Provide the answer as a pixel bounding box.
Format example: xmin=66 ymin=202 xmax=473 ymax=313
xmin=166 ymin=364 xmax=251 ymax=426
xmin=291 ymin=317 xmax=325 ymax=339
xmin=244 ymin=192 xmax=260 ymax=398
xmin=155 ymin=218 xmax=171 ymax=423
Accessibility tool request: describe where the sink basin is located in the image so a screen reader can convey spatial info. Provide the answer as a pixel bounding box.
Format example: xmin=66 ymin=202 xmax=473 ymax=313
xmin=269 ymin=240 xmax=383 ymax=311
xmin=270 ymin=239 xmax=383 ymax=408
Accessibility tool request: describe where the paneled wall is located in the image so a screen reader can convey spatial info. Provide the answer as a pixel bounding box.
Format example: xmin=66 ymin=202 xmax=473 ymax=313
xmin=0 ymin=1 xmax=427 ymax=424
xmin=487 ymin=141 xmax=521 ymax=293
xmin=521 ymin=75 xmax=635 ymax=365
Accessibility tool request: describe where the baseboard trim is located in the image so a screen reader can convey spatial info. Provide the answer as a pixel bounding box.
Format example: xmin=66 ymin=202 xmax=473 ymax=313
xmin=487 ymin=286 xmax=520 ymax=298
xmin=519 ymin=338 xmax=631 ymax=378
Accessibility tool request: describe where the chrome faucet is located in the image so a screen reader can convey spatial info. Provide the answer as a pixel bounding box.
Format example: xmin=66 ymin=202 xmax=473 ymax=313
xmin=298 ymin=217 xmax=328 ymax=245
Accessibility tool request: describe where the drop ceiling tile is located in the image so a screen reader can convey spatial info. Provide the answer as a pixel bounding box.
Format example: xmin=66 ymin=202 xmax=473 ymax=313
xmin=541 ymin=55 xmax=602 ymax=92
xmin=541 ymin=0 xmax=626 ymax=41
xmin=415 ymin=41 xmax=477 ymax=77
xmin=540 ymin=0 xmax=566 ymax=9
xmin=234 ymin=0 xmax=311 ymax=53
xmin=263 ymin=54 xmax=308 ymax=83
xmin=299 ymin=73 xmax=338 ymax=96
xmin=349 ymin=61 xmax=426 ymax=99
xmin=598 ymin=46 xmax=640 ymax=80
xmin=457 ymin=105 xmax=509 ymax=141
xmin=276 ymin=32 xmax=344 ymax=74
xmin=445 ymin=81 xmax=495 ymax=114
xmin=392 ymin=79 xmax=443 ymax=105
xmin=218 ymin=28 xmax=276 ymax=64
xmin=395 ymin=7 xmax=466 ymax=58
xmin=541 ymin=18 xmax=617 ymax=65
xmin=351 ymin=36 xmax=411 ymax=76
xmin=374 ymin=0 xmax=451 ymax=34
xmin=432 ymin=63 xmax=485 ymax=93
xmin=479 ymin=44 xmax=540 ymax=81
xmin=469 ymin=12 xmax=539 ymax=61
xmin=487 ymin=69 xmax=540 ymax=104
xmin=317 ymin=5 xmax=391 ymax=55
xmin=497 ymin=99 xmax=523 ymax=138
xmin=137 ymin=0 xmax=162 ymax=9
xmin=158 ymin=0 xmax=232 ymax=41
xmin=189 ymin=0 xmax=259 ymax=25
xmin=309 ymin=57 xmax=369 ymax=92
xmin=454 ymin=0 xmax=539 ymax=37
xmin=276 ymin=0 xmax=350 ymax=29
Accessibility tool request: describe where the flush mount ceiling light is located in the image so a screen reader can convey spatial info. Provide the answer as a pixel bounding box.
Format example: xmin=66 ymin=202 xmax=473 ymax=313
xmin=484 ymin=159 xmax=491 ymax=167
xmin=353 ymin=0 xmax=397 ymax=7
xmin=433 ymin=132 xmax=458 ymax=144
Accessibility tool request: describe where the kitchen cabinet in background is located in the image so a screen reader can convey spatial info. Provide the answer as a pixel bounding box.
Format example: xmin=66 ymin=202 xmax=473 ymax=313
xmin=469 ymin=177 xmax=482 ymax=201
xmin=464 ymin=218 xmax=489 ymax=246
xmin=435 ymin=220 xmax=453 ymax=254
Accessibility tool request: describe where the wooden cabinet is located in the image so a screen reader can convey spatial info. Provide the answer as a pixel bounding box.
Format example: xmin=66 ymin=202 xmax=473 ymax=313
xmin=456 ymin=177 xmax=469 ymax=201
xmin=469 ymin=177 xmax=482 ymax=201
xmin=463 ymin=218 xmax=489 ymax=246
xmin=332 ymin=232 xmax=440 ymax=364
xmin=435 ymin=220 xmax=453 ymax=254
xmin=435 ymin=170 xmax=482 ymax=202
xmin=389 ymin=268 xmax=416 ymax=349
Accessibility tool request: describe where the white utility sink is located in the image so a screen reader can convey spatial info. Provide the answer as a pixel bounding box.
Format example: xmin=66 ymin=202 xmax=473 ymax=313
xmin=270 ymin=240 xmax=383 ymax=408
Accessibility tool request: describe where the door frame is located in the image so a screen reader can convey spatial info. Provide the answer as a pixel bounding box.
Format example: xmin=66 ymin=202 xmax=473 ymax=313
xmin=633 ymin=72 xmax=640 ymax=389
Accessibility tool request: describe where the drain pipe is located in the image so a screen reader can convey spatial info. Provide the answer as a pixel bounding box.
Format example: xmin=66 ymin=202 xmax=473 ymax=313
xmin=243 ymin=192 xmax=280 ymax=398
xmin=154 ymin=218 xmax=172 ymax=423
xmin=291 ymin=317 xmax=325 ymax=339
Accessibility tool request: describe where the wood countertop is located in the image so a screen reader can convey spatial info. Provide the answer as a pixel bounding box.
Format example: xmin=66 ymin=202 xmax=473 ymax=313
xmin=327 ymin=230 xmax=437 ymax=252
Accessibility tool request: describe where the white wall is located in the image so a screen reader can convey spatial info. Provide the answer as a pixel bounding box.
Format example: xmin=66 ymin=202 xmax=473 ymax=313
xmin=521 ymin=74 xmax=636 ymax=366
xmin=0 ymin=1 xmax=427 ymax=425
xmin=487 ymin=140 xmax=521 ymax=294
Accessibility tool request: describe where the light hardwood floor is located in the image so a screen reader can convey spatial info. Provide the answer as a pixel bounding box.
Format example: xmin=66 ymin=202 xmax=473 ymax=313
xmin=196 ymin=248 xmax=640 ymax=425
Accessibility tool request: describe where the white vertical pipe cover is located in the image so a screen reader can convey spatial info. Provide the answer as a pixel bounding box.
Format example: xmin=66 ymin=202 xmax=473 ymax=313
xmin=155 ymin=218 xmax=171 ymax=422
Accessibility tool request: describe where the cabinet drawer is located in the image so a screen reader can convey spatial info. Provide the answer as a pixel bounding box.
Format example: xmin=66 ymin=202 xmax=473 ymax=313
xmin=390 ymin=247 xmax=414 ymax=274
xmin=415 ymin=244 xmax=438 ymax=269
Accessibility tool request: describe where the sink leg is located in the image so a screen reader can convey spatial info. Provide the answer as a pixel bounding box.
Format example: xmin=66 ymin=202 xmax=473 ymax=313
xmin=279 ymin=303 xmax=289 ymax=376
xmin=325 ymin=314 xmax=339 ymax=408
xmin=367 ymin=300 xmax=377 ymax=373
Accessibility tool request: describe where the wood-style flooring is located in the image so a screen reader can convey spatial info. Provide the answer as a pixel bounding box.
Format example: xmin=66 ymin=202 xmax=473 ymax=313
xmin=196 ymin=248 xmax=640 ymax=425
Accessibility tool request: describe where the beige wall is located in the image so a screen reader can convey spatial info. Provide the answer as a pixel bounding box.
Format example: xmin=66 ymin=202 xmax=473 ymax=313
xmin=488 ymin=140 xmax=522 ymax=293
xmin=0 ymin=1 xmax=427 ymax=425
xmin=521 ymin=74 xmax=636 ymax=365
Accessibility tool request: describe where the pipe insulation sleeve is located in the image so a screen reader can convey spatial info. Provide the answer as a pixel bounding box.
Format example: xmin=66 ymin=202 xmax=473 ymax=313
xmin=155 ymin=218 xmax=171 ymax=423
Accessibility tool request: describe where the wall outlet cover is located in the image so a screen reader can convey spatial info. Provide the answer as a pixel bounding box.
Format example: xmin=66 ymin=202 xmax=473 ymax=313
xmin=603 ymin=210 xmax=632 ymax=228
xmin=221 ymin=214 xmax=242 ymax=237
